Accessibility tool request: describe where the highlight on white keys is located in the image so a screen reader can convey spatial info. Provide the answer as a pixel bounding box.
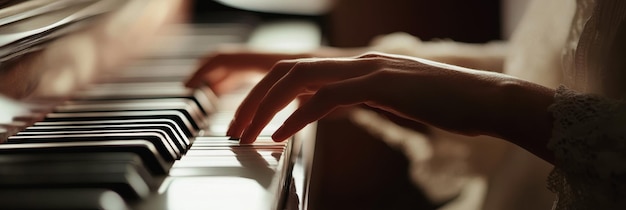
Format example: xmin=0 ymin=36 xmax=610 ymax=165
xmin=0 ymin=96 xmax=28 ymax=123
xmin=163 ymin=177 xmax=272 ymax=210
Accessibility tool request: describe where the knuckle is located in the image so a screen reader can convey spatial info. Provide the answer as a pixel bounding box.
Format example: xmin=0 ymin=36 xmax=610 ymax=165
xmin=287 ymin=61 xmax=314 ymax=79
xmin=271 ymin=60 xmax=297 ymax=73
xmin=313 ymin=85 xmax=336 ymax=101
xmin=356 ymin=52 xmax=391 ymax=71
xmin=364 ymin=57 xmax=388 ymax=72
xmin=357 ymin=51 xmax=383 ymax=58
xmin=273 ymin=60 xmax=295 ymax=68
xmin=357 ymin=51 xmax=389 ymax=59
xmin=370 ymin=68 xmax=396 ymax=81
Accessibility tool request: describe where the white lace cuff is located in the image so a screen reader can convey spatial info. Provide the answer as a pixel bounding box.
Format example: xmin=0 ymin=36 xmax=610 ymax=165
xmin=547 ymin=85 xmax=626 ymax=210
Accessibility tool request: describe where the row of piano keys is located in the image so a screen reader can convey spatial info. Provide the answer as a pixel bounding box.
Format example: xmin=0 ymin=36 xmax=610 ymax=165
xmin=0 ymin=22 xmax=300 ymax=210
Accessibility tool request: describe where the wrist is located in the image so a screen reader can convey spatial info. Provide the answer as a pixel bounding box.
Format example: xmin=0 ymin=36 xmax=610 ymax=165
xmin=488 ymin=78 xmax=555 ymax=162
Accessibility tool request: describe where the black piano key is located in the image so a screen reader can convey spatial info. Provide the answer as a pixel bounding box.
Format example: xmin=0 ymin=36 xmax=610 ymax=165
xmin=61 ymin=98 xmax=203 ymax=116
xmin=8 ymin=132 xmax=180 ymax=161
xmin=22 ymin=123 xmax=188 ymax=152
xmin=44 ymin=110 xmax=196 ymax=137
xmin=55 ymin=99 xmax=207 ymax=130
xmin=73 ymin=83 xmax=217 ymax=115
xmin=0 ymin=161 xmax=151 ymax=199
xmin=0 ymin=140 xmax=170 ymax=174
xmin=188 ymin=86 xmax=218 ymax=115
xmin=14 ymin=129 xmax=182 ymax=159
xmin=34 ymin=119 xmax=190 ymax=146
xmin=0 ymin=152 xmax=154 ymax=189
xmin=102 ymin=59 xmax=197 ymax=83
xmin=0 ymin=189 xmax=128 ymax=210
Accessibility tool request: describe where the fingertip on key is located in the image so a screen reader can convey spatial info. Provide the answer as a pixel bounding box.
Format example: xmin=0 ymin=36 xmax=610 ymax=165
xmin=239 ymin=139 xmax=253 ymax=144
xmin=226 ymin=127 xmax=242 ymax=140
xmin=239 ymin=131 xmax=256 ymax=144
xmin=272 ymin=136 xmax=287 ymax=142
xmin=272 ymin=126 xmax=288 ymax=142
xmin=226 ymin=120 xmax=235 ymax=136
xmin=226 ymin=119 xmax=246 ymax=138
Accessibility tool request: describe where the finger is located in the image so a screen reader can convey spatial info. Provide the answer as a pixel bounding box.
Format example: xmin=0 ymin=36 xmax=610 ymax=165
xmin=271 ymin=74 xmax=375 ymax=142
xmin=184 ymin=44 xmax=254 ymax=88
xmin=238 ymin=58 xmax=380 ymax=143
xmin=185 ymin=52 xmax=264 ymax=89
xmin=226 ymin=60 xmax=298 ymax=137
xmin=185 ymin=53 xmax=220 ymax=88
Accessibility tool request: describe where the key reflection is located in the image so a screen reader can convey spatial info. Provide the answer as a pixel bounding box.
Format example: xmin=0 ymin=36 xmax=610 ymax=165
xmin=164 ymin=141 xmax=284 ymax=210
xmin=165 ymin=177 xmax=271 ymax=210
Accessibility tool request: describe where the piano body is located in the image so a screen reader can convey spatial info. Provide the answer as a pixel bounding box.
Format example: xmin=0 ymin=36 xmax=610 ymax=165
xmin=0 ymin=1 xmax=320 ymax=209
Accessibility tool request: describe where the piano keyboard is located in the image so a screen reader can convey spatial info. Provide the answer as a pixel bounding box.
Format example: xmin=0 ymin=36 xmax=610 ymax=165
xmin=0 ymin=22 xmax=301 ymax=210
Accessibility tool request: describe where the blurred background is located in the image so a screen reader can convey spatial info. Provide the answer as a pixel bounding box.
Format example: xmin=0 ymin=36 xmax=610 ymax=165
xmin=193 ymin=0 xmax=506 ymax=47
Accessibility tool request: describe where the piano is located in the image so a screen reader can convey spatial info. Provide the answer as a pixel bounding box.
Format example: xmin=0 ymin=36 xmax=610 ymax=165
xmin=0 ymin=1 xmax=319 ymax=209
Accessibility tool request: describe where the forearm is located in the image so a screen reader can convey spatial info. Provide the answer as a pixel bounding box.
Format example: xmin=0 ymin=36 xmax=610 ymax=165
xmin=481 ymin=77 xmax=555 ymax=163
xmin=384 ymin=55 xmax=554 ymax=163
xmin=420 ymin=70 xmax=555 ymax=163
xmin=432 ymin=67 xmax=555 ymax=163
xmin=369 ymin=32 xmax=508 ymax=72
xmin=418 ymin=41 xmax=507 ymax=72
xmin=310 ymin=41 xmax=507 ymax=73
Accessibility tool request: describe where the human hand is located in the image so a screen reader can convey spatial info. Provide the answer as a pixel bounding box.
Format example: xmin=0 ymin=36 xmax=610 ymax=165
xmin=185 ymin=45 xmax=311 ymax=94
xmin=227 ymin=52 xmax=535 ymax=143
